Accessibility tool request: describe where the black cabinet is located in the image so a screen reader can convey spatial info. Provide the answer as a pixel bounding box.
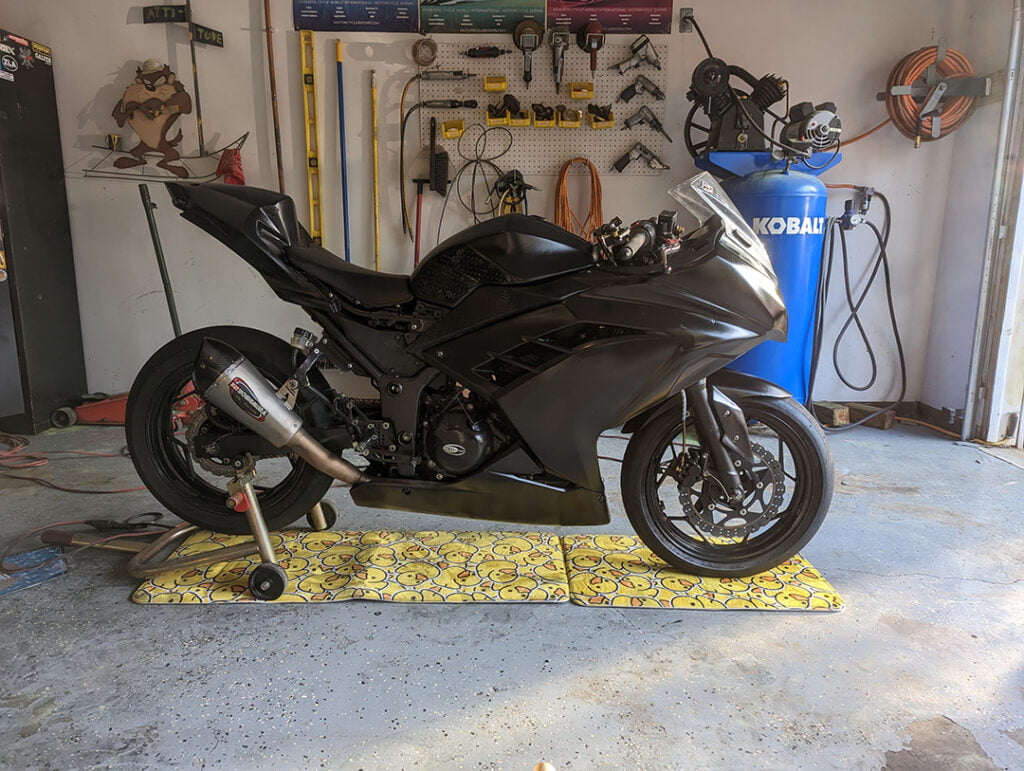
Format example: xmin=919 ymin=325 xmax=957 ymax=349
xmin=0 ymin=28 xmax=86 ymax=434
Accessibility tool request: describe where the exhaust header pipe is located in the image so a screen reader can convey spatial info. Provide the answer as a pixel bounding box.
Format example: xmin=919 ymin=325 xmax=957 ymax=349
xmin=193 ymin=338 xmax=370 ymax=486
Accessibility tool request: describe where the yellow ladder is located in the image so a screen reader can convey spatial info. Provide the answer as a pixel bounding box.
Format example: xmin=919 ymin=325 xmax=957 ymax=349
xmin=300 ymin=29 xmax=324 ymax=245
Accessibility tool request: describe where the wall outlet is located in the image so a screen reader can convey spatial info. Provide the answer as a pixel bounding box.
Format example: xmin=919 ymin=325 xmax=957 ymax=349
xmin=679 ymin=9 xmax=694 ymax=33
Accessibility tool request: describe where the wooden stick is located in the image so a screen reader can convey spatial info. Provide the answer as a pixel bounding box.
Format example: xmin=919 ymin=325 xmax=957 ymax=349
xmin=263 ymin=0 xmax=286 ymax=193
xmin=184 ymin=0 xmax=205 ymax=156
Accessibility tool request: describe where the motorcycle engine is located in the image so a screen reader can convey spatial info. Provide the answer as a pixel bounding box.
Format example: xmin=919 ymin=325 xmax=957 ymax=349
xmin=424 ymin=391 xmax=494 ymax=477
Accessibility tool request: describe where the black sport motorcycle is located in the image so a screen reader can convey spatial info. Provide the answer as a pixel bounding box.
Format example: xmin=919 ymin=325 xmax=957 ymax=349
xmin=125 ymin=172 xmax=833 ymax=598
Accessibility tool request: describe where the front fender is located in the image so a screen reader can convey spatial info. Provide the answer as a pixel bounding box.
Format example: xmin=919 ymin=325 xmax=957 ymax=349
xmin=620 ymin=369 xmax=791 ymax=435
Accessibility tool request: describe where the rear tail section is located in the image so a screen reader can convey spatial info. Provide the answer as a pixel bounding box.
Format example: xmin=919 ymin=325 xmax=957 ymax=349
xmin=164 ymin=183 xmax=331 ymax=308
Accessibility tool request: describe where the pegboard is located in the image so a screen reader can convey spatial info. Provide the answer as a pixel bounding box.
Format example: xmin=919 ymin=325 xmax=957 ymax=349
xmin=417 ymin=40 xmax=671 ymax=177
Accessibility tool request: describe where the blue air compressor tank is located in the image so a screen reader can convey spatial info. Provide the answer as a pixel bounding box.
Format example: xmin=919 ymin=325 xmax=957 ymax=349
xmin=722 ymin=169 xmax=828 ymax=404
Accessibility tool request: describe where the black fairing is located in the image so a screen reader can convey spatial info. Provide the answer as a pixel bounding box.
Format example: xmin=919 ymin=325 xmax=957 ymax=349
xmin=411 ymin=215 xmax=594 ymax=307
xmin=412 ymin=231 xmax=785 ymax=494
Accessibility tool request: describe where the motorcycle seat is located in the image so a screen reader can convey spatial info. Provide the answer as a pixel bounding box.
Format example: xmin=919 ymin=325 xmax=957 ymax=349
xmin=287 ymin=245 xmax=414 ymax=308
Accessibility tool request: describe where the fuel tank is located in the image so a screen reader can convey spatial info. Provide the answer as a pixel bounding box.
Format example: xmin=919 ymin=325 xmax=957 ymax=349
xmin=411 ymin=215 xmax=594 ymax=307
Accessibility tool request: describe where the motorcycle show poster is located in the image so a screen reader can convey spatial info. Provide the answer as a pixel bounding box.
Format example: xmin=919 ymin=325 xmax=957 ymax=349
xmin=547 ymin=0 xmax=673 ymax=35
xmin=420 ymin=0 xmax=545 ymax=34
xmin=293 ymin=0 xmax=418 ymax=32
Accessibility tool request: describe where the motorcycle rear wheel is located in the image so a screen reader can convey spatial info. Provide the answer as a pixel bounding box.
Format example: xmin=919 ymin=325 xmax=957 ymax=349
xmin=621 ymin=395 xmax=833 ymax=577
xmin=126 ymin=326 xmax=334 ymax=534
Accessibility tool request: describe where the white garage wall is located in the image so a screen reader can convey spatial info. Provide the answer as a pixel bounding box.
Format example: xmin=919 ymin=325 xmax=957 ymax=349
xmin=921 ymin=0 xmax=1015 ymax=414
xmin=1 ymin=0 xmax=1010 ymax=405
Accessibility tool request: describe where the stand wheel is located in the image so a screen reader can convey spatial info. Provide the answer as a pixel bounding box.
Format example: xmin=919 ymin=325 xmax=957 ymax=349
xmin=249 ymin=563 xmax=288 ymax=601
xmin=307 ymin=500 xmax=338 ymax=531
xmin=51 ymin=407 xmax=78 ymax=429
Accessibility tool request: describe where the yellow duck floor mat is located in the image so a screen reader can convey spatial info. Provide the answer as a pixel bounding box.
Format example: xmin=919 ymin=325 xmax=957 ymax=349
xmin=132 ymin=530 xmax=843 ymax=611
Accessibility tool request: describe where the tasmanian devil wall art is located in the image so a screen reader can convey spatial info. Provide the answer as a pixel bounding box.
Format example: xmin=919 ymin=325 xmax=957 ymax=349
xmin=111 ymin=59 xmax=192 ymax=178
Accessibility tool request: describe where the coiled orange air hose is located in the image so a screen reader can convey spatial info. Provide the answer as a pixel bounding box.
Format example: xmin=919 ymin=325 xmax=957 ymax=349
xmin=885 ymin=46 xmax=978 ymax=144
xmin=554 ymin=157 xmax=603 ymax=239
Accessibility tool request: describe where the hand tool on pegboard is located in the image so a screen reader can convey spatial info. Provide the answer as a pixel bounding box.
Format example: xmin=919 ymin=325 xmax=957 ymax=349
xmin=612 ymin=142 xmax=669 ymax=172
xmin=462 ymin=46 xmax=511 ymax=58
xmin=611 ymin=35 xmax=661 ymax=73
xmin=549 ymin=26 xmax=570 ymax=93
xmin=417 ymin=39 xmax=671 ymax=176
xmin=622 ymin=105 xmax=673 ymax=142
xmin=400 ymin=98 xmax=477 ymax=243
xmin=300 ymin=30 xmax=324 ymax=245
xmin=617 ymin=74 xmax=665 ymax=103
xmin=398 ymin=68 xmax=476 ymax=237
xmin=513 ymin=20 xmax=543 ymax=88
xmin=577 ymin=21 xmax=605 ymax=73
xmin=428 ymin=117 xmax=449 ymax=197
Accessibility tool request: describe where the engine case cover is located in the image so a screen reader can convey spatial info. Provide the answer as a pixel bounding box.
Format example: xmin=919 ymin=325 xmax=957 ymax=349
xmin=428 ymin=409 xmax=493 ymax=476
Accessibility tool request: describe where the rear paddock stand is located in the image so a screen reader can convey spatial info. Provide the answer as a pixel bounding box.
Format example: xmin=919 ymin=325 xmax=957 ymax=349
xmin=121 ymin=483 xmax=337 ymax=600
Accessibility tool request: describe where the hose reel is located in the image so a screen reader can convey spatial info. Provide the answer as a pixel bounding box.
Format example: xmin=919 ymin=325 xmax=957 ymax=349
xmin=879 ymin=41 xmax=989 ymax=147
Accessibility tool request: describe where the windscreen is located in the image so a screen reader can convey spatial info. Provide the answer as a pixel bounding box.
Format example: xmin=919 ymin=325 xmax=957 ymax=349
xmin=668 ymin=172 xmax=771 ymax=270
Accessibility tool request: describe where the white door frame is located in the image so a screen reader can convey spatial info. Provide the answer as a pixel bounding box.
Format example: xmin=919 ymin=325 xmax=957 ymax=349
xmin=963 ymin=0 xmax=1024 ymax=446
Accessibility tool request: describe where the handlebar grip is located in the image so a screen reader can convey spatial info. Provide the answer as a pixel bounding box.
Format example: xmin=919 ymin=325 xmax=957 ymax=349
xmin=620 ymin=230 xmax=650 ymax=260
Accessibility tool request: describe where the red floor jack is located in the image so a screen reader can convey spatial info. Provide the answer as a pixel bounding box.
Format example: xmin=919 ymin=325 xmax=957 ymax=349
xmin=51 ymin=393 xmax=130 ymax=428
xmin=51 ymin=184 xmax=181 ymax=430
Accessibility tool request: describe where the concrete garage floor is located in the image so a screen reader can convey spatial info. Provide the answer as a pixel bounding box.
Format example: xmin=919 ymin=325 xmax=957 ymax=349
xmin=1 ymin=424 xmax=1023 ymax=770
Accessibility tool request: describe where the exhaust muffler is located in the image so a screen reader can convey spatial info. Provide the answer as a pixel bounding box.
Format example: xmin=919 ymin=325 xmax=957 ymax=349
xmin=193 ymin=338 xmax=370 ymax=486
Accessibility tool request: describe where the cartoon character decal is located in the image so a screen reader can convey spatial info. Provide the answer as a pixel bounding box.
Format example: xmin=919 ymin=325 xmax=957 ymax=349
xmin=111 ymin=59 xmax=192 ymax=177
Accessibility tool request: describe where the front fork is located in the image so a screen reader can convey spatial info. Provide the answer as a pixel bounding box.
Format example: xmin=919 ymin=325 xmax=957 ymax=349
xmin=684 ymin=379 xmax=756 ymax=504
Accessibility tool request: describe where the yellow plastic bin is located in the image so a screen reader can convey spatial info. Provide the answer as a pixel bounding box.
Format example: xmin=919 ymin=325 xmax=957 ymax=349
xmin=442 ymin=119 xmax=465 ymax=139
xmin=509 ymin=110 xmax=532 ymax=127
xmin=558 ymin=109 xmax=582 ymax=128
xmin=570 ymin=82 xmax=594 ymax=100
xmin=484 ymin=75 xmax=507 ymax=92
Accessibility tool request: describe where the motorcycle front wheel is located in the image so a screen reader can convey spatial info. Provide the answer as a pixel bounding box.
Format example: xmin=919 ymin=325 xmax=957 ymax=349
xmin=621 ymin=395 xmax=833 ymax=577
xmin=125 ymin=326 xmax=335 ymax=534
